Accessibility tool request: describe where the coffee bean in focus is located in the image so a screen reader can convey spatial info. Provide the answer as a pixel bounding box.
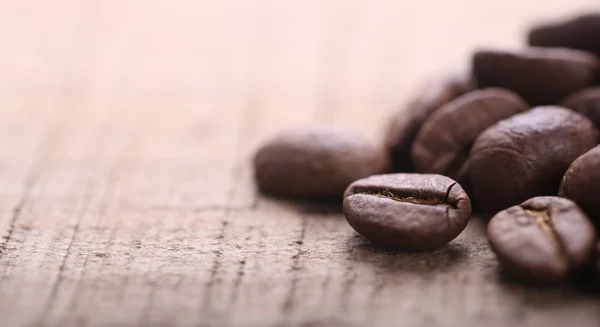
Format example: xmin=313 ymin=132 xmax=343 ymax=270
xmin=488 ymin=196 xmax=596 ymax=283
xmin=463 ymin=106 xmax=598 ymax=213
xmin=343 ymin=173 xmax=471 ymax=250
xmin=473 ymin=47 xmax=598 ymax=105
xmin=254 ymin=126 xmax=389 ymax=199
xmin=411 ymin=88 xmax=528 ymax=178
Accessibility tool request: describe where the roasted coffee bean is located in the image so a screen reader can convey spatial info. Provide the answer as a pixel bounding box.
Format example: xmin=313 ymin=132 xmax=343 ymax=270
xmin=559 ymin=146 xmax=600 ymax=227
xmin=472 ymin=48 xmax=598 ymax=105
xmin=343 ymin=173 xmax=471 ymax=250
xmin=411 ymin=88 xmax=528 ymax=178
xmin=385 ymin=70 xmax=477 ymax=172
xmin=528 ymin=13 xmax=600 ymax=57
xmin=463 ymin=106 xmax=597 ymax=213
xmin=561 ymin=87 xmax=600 ymax=133
xmin=488 ymin=196 xmax=596 ymax=283
xmin=254 ymin=126 xmax=389 ymax=199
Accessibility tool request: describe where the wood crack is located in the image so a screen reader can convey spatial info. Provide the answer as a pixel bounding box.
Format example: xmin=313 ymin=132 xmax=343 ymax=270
xmin=201 ymin=219 xmax=229 ymax=313
xmin=0 ymin=152 xmax=46 ymax=258
xmin=281 ymin=214 xmax=308 ymax=315
xmin=0 ymin=113 xmax=66 ymax=287
xmin=339 ymin=263 xmax=357 ymax=314
xmin=229 ymin=258 xmax=247 ymax=305
xmin=0 ymin=206 xmax=22 ymax=257
xmin=36 ymin=184 xmax=95 ymax=324
xmin=201 ymin=90 xmax=260 ymax=315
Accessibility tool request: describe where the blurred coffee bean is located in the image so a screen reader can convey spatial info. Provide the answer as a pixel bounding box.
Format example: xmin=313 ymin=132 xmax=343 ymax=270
xmin=385 ymin=70 xmax=477 ymax=172
xmin=473 ymin=47 xmax=598 ymax=105
xmin=561 ymin=87 xmax=600 ymax=133
xmin=559 ymin=146 xmax=600 ymax=228
xmin=463 ymin=107 xmax=598 ymax=213
xmin=488 ymin=196 xmax=596 ymax=283
xmin=528 ymin=13 xmax=600 ymax=57
xmin=254 ymin=126 xmax=389 ymax=199
xmin=411 ymin=88 xmax=528 ymax=178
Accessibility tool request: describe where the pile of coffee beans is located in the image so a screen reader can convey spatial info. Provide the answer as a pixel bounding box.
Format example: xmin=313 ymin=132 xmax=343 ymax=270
xmin=253 ymin=13 xmax=600 ymax=284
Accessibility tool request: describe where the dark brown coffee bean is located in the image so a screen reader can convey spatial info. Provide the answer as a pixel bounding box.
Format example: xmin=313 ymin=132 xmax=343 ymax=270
xmin=559 ymin=146 xmax=600 ymax=228
xmin=472 ymin=48 xmax=598 ymax=105
xmin=528 ymin=13 xmax=600 ymax=57
xmin=488 ymin=196 xmax=596 ymax=283
xmin=385 ymin=70 xmax=477 ymax=172
xmin=561 ymin=87 xmax=600 ymax=133
xmin=411 ymin=88 xmax=528 ymax=178
xmin=463 ymin=106 xmax=597 ymax=213
xmin=343 ymin=173 xmax=471 ymax=250
xmin=254 ymin=126 xmax=389 ymax=199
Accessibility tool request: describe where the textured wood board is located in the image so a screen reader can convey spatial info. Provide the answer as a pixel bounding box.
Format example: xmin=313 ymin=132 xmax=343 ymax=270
xmin=0 ymin=1 xmax=599 ymax=326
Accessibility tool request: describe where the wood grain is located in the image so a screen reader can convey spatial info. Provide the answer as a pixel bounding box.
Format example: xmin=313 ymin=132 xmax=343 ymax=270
xmin=0 ymin=1 xmax=600 ymax=326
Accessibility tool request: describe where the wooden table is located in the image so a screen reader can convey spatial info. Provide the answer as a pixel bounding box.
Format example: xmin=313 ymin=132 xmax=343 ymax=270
xmin=1 ymin=1 xmax=599 ymax=326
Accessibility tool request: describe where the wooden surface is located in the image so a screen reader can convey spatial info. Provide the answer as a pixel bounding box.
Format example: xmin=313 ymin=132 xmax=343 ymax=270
xmin=1 ymin=1 xmax=600 ymax=326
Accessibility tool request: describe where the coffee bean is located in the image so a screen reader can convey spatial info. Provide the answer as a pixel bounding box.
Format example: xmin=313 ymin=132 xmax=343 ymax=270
xmin=411 ymin=88 xmax=528 ymax=178
xmin=385 ymin=70 xmax=476 ymax=172
xmin=528 ymin=13 xmax=600 ymax=57
xmin=254 ymin=126 xmax=389 ymax=199
xmin=472 ymin=48 xmax=598 ymax=105
xmin=559 ymin=146 xmax=600 ymax=227
xmin=463 ymin=106 xmax=597 ymax=213
xmin=343 ymin=173 xmax=471 ymax=250
xmin=561 ymin=87 xmax=600 ymax=134
xmin=487 ymin=196 xmax=596 ymax=283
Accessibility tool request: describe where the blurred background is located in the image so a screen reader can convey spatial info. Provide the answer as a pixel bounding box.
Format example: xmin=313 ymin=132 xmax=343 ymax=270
xmin=3 ymin=1 xmax=599 ymax=121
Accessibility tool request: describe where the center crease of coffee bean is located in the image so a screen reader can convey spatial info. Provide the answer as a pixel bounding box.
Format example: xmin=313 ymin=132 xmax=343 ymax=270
xmin=525 ymin=209 xmax=568 ymax=264
xmin=357 ymin=189 xmax=452 ymax=208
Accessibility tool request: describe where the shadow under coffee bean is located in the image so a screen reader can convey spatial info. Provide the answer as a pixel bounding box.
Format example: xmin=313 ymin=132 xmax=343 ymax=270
xmin=346 ymin=235 xmax=470 ymax=274
xmin=487 ymin=196 xmax=596 ymax=284
xmin=343 ymin=173 xmax=471 ymax=250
